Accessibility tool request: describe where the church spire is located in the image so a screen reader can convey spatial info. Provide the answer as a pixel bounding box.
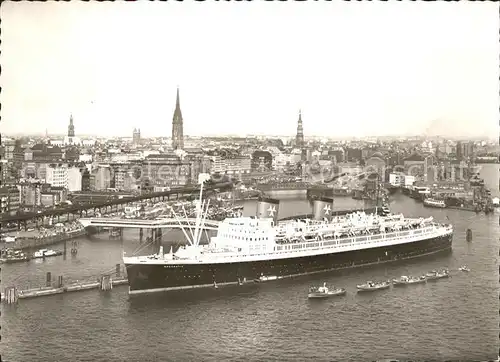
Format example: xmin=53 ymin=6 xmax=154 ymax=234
xmin=295 ymin=109 xmax=304 ymax=147
xmin=172 ymin=87 xmax=184 ymax=150
xmin=68 ymin=113 xmax=75 ymax=137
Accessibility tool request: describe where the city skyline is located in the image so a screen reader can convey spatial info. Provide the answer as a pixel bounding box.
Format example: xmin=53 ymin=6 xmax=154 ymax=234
xmin=2 ymin=2 xmax=499 ymax=139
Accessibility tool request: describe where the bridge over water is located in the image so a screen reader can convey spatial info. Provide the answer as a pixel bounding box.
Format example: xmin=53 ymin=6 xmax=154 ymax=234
xmin=78 ymin=217 xmax=220 ymax=231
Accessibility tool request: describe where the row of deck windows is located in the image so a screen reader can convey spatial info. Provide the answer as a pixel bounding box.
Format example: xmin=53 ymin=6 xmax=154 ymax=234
xmin=221 ymin=234 xmax=269 ymax=242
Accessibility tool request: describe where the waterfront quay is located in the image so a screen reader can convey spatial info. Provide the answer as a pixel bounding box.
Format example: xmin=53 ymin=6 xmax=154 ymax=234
xmin=2 ymin=263 xmax=128 ymax=305
xmin=2 ymin=222 xmax=86 ymax=251
xmin=400 ymin=179 xmax=495 ymax=213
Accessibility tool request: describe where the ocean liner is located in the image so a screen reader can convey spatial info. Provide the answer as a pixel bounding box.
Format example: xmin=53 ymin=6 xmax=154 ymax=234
xmin=123 ymin=181 xmax=453 ymax=295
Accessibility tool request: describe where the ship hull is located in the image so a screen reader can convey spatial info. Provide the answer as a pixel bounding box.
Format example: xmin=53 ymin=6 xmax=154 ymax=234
xmin=125 ymin=233 xmax=452 ymax=294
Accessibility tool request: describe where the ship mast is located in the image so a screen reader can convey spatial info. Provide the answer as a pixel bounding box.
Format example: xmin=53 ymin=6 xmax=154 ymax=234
xmin=193 ymin=181 xmax=211 ymax=247
xmin=169 ymin=175 xmax=211 ymax=248
xmin=196 ymin=198 xmax=211 ymax=246
xmin=170 ymin=207 xmax=195 ymax=246
xmin=181 ymin=204 xmax=195 ymax=241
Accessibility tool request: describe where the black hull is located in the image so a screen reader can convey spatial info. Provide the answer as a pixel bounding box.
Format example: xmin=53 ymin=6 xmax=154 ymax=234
xmin=125 ymin=233 xmax=453 ymax=294
xmin=1 ymin=258 xmax=30 ymax=264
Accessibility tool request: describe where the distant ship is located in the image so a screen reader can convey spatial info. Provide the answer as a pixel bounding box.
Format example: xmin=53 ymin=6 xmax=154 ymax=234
xmin=423 ymin=198 xmax=447 ymax=209
xmin=122 ymin=183 xmax=454 ymax=295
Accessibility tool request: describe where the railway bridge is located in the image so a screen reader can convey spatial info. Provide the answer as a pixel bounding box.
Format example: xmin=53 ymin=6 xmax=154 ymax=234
xmin=0 ymin=182 xmax=233 ymax=231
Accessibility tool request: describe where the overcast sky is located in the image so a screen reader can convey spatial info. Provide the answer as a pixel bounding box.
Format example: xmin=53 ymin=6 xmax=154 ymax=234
xmin=1 ymin=2 xmax=498 ymax=138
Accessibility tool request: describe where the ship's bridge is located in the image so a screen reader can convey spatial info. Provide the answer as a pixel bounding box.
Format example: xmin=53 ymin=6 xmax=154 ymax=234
xmin=211 ymin=216 xmax=276 ymax=253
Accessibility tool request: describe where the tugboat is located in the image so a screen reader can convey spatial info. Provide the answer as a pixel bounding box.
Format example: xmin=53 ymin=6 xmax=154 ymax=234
xmin=425 ymin=269 xmax=449 ymax=280
xmin=32 ymin=249 xmax=64 ymax=259
xmin=392 ymin=275 xmax=426 ymax=286
xmin=308 ymin=282 xmax=346 ymax=299
xmin=356 ymin=280 xmax=391 ymax=292
xmin=458 ymin=265 xmax=470 ymax=272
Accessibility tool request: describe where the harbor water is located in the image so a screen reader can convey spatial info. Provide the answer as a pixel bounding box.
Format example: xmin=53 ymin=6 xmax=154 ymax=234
xmin=2 ymin=165 xmax=499 ymax=361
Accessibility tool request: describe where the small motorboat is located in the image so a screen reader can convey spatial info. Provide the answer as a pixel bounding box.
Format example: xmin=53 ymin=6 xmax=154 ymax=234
xmin=356 ymin=280 xmax=391 ymax=292
xmin=392 ymin=275 xmax=426 ymax=286
xmin=423 ymin=198 xmax=446 ymax=208
xmin=425 ymin=269 xmax=449 ymax=280
xmin=32 ymin=249 xmax=63 ymax=259
xmin=392 ymin=275 xmax=410 ymax=286
xmin=459 ymin=265 xmax=470 ymax=272
xmin=255 ymin=274 xmax=282 ymax=283
xmin=308 ymin=282 xmax=346 ymax=299
xmin=405 ymin=275 xmax=427 ymax=285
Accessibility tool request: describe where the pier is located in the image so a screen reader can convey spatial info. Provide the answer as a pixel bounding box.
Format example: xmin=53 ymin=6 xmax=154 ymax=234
xmin=1 ymin=264 xmax=129 ymax=304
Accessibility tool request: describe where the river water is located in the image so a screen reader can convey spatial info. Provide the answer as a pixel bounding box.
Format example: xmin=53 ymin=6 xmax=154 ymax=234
xmin=2 ymin=165 xmax=499 ymax=361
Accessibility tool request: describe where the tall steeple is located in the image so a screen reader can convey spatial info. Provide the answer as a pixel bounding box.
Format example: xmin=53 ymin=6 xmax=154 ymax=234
xmin=68 ymin=114 xmax=75 ymax=137
xmin=295 ymin=109 xmax=304 ymax=147
xmin=171 ymin=87 xmax=184 ymax=150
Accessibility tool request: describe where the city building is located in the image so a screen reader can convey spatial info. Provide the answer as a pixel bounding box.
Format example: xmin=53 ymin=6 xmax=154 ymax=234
xmin=423 ymin=155 xmax=435 ymax=183
xmin=211 ymin=155 xmax=251 ymax=177
xmin=90 ymin=165 xmax=112 ymax=191
xmin=388 ymin=173 xmax=405 ymax=187
xmin=345 ymin=147 xmax=362 ymax=162
xmin=81 ymin=168 xmax=91 ymax=191
xmin=171 ymin=87 xmax=184 ymax=150
xmin=456 ymin=141 xmax=474 ymax=161
xmin=2 ymin=139 xmax=16 ymax=161
xmin=251 ymin=150 xmax=273 ymax=172
xmin=273 ymin=153 xmax=293 ymax=171
xmin=40 ymin=186 xmax=68 ymax=207
xmin=0 ymin=186 xmax=20 ymax=215
xmin=133 ymin=128 xmax=141 ymax=144
xmin=18 ymin=181 xmax=44 ymax=208
xmin=79 ymin=153 xmax=93 ymax=163
xmin=110 ymin=163 xmax=137 ymax=192
xmin=0 ymin=159 xmax=12 ymax=184
xmin=326 ymin=149 xmax=345 ymax=163
xmin=21 ymin=144 xmax=64 ymax=163
xmin=141 ymin=154 xmax=194 ymax=191
xmin=65 ymin=146 xmax=80 ymax=162
xmin=67 ymin=166 xmax=84 ymax=192
xmin=403 ymin=154 xmax=426 ymax=176
xmin=365 ymin=152 xmax=387 ymax=181
xmin=46 ymin=163 xmax=69 ymax=189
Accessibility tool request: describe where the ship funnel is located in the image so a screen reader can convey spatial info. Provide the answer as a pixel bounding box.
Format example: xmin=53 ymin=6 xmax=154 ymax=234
xmin=312 ymin=196 xmax=334 ymax=221
xmin=158 ymin=246 xmax=164 ymax=258
xmin=256 ymin=196 xmax=280 ymax=225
